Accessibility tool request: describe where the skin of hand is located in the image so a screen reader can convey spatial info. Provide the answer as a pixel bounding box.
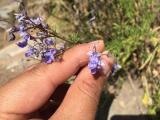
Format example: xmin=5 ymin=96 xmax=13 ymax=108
xmin=0 ymin=40 xmax=114 ymax=120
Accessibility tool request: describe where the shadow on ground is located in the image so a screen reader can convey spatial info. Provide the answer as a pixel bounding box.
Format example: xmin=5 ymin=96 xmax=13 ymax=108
xmin=96 ymin=91 xmax=115 ymax=120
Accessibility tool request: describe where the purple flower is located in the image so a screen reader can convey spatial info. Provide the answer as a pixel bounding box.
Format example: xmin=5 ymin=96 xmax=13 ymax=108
xmin=25 ymin=47 xmax=37 ymax=57
xmin=17 ymin=39 xmax=28 ymax=48
xmin=23 ymin=34 xmax=30 ymax=41
xmin=15 ymin=13 xmax=25 ymax=22
xmin=42 ymin=48 xmax=57 ymax=64
xmin=19 ymin=24 xmax=26 ymax=32
xmin=25 ymin=19 xmax=33 ymax=24
xmin=31 ymin=17 xmax=42 ymax=25
xmin=31 ymin=17 xmax=48 ymax=29
xmin=42 ymin=23 xmax=49 ymax=29
xmin=8 ymin=1 xmax=67 ymax=64
xmin=111 ymin=63 xmax=121 ymax=75
xmin=88 ymin=50 xmax=102 ymax=74
xmin=44 ymin=38 xmax=55 ymax=45
xmin=16 ymin=33 xmax=30 ymax=48
xmin=19 ymin=32 xmax=31 ymax=41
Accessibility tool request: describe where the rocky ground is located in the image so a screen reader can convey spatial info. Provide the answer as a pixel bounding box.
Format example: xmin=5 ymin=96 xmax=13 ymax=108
xmin=107 ymin=81 xmax=147 ymax=120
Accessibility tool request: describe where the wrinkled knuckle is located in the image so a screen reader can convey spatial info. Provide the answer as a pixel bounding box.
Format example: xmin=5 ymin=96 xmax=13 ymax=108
xmin=78 ymin=79 xmax=101 ymax=102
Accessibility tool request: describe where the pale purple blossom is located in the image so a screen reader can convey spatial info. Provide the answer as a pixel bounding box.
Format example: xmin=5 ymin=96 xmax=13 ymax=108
xmin=88 ymin=50 xmax=102 ymax=74
xmin=15 ymin=13 xmax=25 ymax=22
xmin=31 ymin=17 xmax=43 ymax=25
xmin=44 ymin=38 xmax=55 ymax=45
xmin=42 ymin=48 xmax=57 ymax=64
xmin=25 ymin=47 xmax=37 ymax=57
xmin=8 ymin=1 xmax=68 ymax=64
xmin=17 ymin=39 xmax=28 ymax=48
xmin=111 ymin=63 xmax=121 ymax=75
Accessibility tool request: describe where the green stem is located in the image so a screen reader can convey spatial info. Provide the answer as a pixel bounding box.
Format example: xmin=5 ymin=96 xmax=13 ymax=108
xmin=48 ymin=30 xmax=74 ymax=44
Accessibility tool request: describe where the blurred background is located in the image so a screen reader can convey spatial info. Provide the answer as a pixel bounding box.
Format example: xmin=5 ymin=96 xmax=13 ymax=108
xmin=0 ymin=0 xmax=160 ymax=120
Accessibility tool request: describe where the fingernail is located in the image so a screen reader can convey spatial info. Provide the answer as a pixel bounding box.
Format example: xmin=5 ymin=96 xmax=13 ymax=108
xmin=89 ymin=40 xmax=103 ymax=47
xmin=102 ymin=50 xmax=115 ymax=61
xmin=101 ymin=51 xmax=116 ymax=76
xmin=90 ymin=40 xmax=103 ymax=44
xmin=101 ymin=59 xmax=112 ymax=77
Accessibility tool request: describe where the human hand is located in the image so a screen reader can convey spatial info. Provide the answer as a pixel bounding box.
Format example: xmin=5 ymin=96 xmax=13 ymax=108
xmin=0 ymin=40 xmax=114 ymax=120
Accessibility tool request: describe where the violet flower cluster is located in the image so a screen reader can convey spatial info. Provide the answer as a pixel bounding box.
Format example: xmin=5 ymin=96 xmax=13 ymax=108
xmin=88 ymin=47 xmax=121 ymax=74
xmin=88 ymin=48 xmax=102 ymax=74
xmin=8 ymin=8 xmax=67 ymax=63
xmin=8 ymin=2 xmax=121 ymax=75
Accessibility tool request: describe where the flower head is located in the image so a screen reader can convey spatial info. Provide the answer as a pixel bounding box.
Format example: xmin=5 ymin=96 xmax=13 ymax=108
xmin=44 ymin=38 xmax=55 ymax=45
xmin=31 ymin=17 xmax=43 ymax=25
xmin=25 ymin=47 xmax=37 ymax=57
xmin=23 ymin=33 xmax=31 ymax=41
xmin=111 ymin=63 xmax=121 ymax=75
xmin=88 ymin=49 xmax=102 ymax=74
xmin=19 ymin=23 xmax=26 ymax=32
xmin=15 ymin=13 xmax=26 ymax=22
xmin=42 ymin=48 xmax=57 ymax=64
xmin=17 ymin=39 xmax=28 ymax=48
xmin=8 ymin=1 xmax=67 ymax=64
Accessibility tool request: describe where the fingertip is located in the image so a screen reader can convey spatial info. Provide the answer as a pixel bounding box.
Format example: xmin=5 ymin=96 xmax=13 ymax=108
xmin=63 ymin=40 xmax=105 ymax=68
xmin=88 ymin=40 xmax=105 ymax=52
xmin=101 ymin=54 xmax=115 ymax=75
